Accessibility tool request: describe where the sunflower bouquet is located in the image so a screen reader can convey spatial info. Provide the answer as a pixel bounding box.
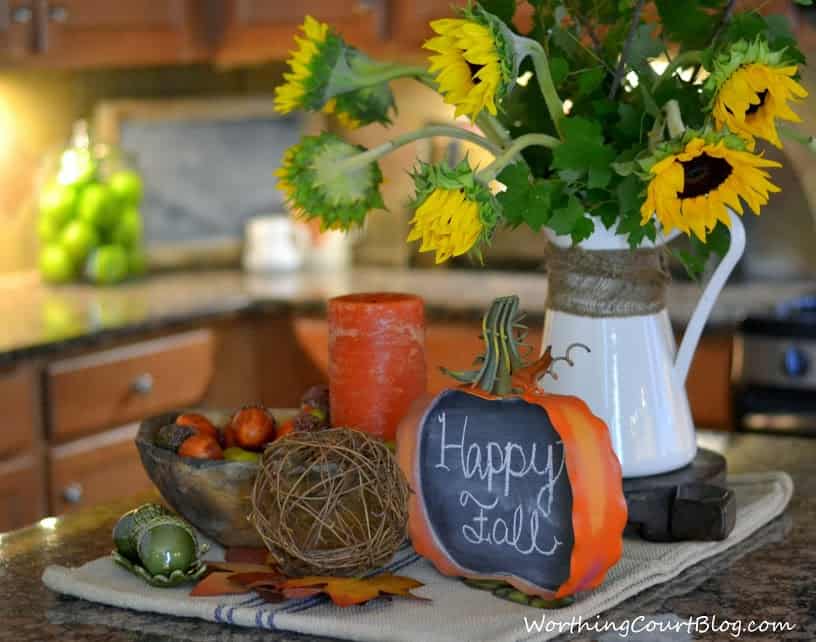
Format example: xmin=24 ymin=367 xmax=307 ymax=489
xmin=274 ymin=2 xmax=811 ymax=273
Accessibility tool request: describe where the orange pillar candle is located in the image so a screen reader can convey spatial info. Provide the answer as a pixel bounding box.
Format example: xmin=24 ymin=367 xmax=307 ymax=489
xmin=329 ymin=292 xmax=426 ymax=441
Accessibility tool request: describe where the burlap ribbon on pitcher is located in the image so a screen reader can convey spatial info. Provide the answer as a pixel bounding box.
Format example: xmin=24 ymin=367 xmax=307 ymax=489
xmin=545 ymin=244 xmax=670 ymax=317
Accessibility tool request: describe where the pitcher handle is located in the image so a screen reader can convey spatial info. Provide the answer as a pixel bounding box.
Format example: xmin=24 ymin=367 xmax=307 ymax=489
xmin=674 ymin=210 xmax=746 ymax=385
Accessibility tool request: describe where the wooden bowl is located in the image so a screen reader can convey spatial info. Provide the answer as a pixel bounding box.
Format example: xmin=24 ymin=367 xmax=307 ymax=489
xmin=136 ymin=408 xmax=293 ymax=548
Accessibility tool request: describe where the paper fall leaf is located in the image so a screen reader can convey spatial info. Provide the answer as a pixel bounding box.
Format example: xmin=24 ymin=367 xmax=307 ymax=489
xmin=190 ymin=561 xmax=428 ymax=608
xmin=281 ymin=573 xmax=428 ymax=607
xmin=189 ymin=572 xmax=250 ymax=597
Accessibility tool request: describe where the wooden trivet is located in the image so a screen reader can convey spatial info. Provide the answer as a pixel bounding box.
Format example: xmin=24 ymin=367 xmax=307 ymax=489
xmin=623 ymin=449 xmax=736 ymax=542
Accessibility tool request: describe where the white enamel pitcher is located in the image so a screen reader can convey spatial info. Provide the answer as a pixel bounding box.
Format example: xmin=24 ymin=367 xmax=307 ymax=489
xmin=539 ymin=211 xmax=745 ymax=478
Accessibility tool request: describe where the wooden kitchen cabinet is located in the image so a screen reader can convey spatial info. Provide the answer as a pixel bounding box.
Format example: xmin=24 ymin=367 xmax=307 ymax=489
xmin=49 ymin=423 xmax=153 ymax=514
xmin=47 ymin=329 xmax=215 ymax=442
xmin=0 ymin=453 xmax=46 ymax=531
xmin=215 ymin=0 xmax=386 ymax=66
xmin=0 ymin=0 xmax=209 ymax=68
xmin=0 ymin=364 xmax=40 ymax=458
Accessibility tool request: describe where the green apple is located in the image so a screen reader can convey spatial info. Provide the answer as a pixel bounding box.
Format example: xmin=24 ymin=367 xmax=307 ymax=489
xmin=112 ymin=208 xmax=143 ymax=247
xmin=37 ymin=216 xmax=61 ymax=244
xmin=127 ymin=248 xmax=148 ymax=277
xmin=78 ymin=183 xmax=115 ymax=230
xmin=86 ymin=245 xmax=129 ymax=285
xmin=39 ymin=244 xmax=76 ymax=284
xmin=60 ymin=220 xmax=99 ymax=262
xmin=223 ymin=447 xmax=261 ymax=463
xmin=38 ymin=182 xmax=77 ymax=228
xmin=108 ymin=170 xmax=144 ymax=207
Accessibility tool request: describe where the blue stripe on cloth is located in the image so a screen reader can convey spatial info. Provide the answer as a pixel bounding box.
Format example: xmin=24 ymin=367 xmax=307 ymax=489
xmin=223 ymin=543 xmax=421 ymax=630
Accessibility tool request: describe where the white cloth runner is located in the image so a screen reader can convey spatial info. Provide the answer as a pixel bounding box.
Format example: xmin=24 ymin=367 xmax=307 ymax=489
xmin=43 ymin=472 xmax=792 ymax=642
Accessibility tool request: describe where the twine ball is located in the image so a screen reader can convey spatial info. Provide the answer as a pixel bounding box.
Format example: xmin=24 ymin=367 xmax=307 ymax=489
xmin=250 ymin=428 xmax=409 ymax=577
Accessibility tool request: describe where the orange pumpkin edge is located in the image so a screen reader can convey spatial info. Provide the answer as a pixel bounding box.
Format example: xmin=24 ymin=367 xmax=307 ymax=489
xmin=397 ymin=388 xmax=628 ymax=600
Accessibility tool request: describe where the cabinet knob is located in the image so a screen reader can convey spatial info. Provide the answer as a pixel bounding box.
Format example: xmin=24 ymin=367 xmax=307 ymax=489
xmin=354 ymin=0 xmax=374 ymax=14
xmin=131 ymin=373 xmax=154 ymax=395
xmin=11 ymin=5 xmax=33 ymax=23
xmin=62 ymin=482 xmax=83 ymax=504
xmin=48 ymin=5 xmax=68 ymax=22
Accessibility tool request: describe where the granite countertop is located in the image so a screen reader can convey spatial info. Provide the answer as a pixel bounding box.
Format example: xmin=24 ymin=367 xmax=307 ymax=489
xmin=1 ymin=267 xmax=814 ymax=366
xmin=1 ymin=431 xmax=813 ymax=641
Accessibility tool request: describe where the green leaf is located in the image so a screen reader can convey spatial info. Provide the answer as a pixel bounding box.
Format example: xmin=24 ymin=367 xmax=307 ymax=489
xmin=571 ymin=216 xmax=596 ymax=244
xmin=596 ymin=201 xmax=619 ymax=229
xmin=616 ymin=174 xmax=642 ymax=215
xmin=495 ymin=163 xmax=564 ymax=231
xmin=550 ymin=57 xmax=570 ymax=86
xmin=627 ymin=24 xmax=664 ymax=77
xmin=548 ymin=196 xmax=584 ymax=236
xmin=576 ymin=67 xmax=605 ymax=96
xmin=655 ymin=0 xmax=716 ymax=50
xmin=552 ymin=117 xmax=615 ymax=183
xmin=479 ymin=0 xmax=516 ymax=26
xmin=706 ymin=222 xmax=731 ymax=258
xmin=588 ymin=166 xmax=612 ymax=189
xmin=795 ymin=0 xmax=813 ymax=6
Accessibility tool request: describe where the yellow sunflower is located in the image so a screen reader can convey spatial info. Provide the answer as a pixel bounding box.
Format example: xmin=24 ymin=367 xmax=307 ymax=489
xmin=708 ymin=39 xmax=808 ymax=148
xmin=641 ymin=136 xmax=781 ymax=242
xmin=408 ymin=160 xmax=499 ymax=263
xmin=424 ymin=8 xmax=512 ymax=120
xmin=274 ymin=16 xmax=334 ymax=114
xmin=408 ymin=189 xmax=484 ymax=263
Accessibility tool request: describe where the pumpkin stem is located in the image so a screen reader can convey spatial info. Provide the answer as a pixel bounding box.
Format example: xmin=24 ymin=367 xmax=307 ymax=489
xmin=441 ymin=296 xmax=532 ymax=395
xmin=513 ymin=343 xmax=591 ymax=393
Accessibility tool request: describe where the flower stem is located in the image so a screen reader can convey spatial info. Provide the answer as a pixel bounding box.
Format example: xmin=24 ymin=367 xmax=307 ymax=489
xmin=478 ymin=133 xmax=561 ymax=182
xmin=652 ymin=50 xmax=704 ymax=92
xmin=340 ymin=125 xmax=503 ymax=172
xmin=778 ymin=124 xmax=816 ymax=152
xmin=664 ymin=100 xmax=686 ymax=139
xmin=353 ymin=63 xmax=433 ymax=87
xmin=415 ymin=72 xmax=513 ymax=148
xmin=525 ymin=41 xmax=565 ymax=137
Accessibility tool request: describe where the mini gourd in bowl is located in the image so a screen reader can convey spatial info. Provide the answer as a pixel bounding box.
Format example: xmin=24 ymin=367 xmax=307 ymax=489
xmin=397 ymin=295 xmax=627 ymax=601
xmin=136 ymin=392 xmax=331 ymax=547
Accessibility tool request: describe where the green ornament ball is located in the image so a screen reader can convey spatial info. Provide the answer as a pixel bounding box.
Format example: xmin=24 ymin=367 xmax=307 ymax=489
xmin=137 ymin=521 xmax=197 ymax=576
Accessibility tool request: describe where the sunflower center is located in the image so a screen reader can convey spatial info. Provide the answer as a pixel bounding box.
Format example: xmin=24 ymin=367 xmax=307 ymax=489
xmin=678 ymin=153 xmax=733 ymax=199
xmin=745 ymin=89 xmax=769 ymax=116
xmin=467 ymin=61 xmax=485 ymax=84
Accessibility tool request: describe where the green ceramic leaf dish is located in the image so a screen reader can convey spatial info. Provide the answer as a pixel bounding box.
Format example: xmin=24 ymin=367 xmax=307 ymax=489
xmin=112 ymin=550 xmax=208 ymax=588
xmin=463 ymin=578 xmax=576 ymax=609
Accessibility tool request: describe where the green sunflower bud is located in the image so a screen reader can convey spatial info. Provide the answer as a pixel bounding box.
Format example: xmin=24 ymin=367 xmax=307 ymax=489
xmin=276 ymin=133 xmax=385 ymax=230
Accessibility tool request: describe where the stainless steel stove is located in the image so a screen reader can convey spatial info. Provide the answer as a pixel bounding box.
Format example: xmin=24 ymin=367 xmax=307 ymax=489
xmin=733 ymin=294 xmax=816 ymax=435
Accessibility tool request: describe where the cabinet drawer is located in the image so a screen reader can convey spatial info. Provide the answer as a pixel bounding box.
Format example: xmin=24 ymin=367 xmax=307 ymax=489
xmin=0 ymin=366 xmax=39 ymax=458
xmin=0 ymin=453 xmax=47 ymax=532
xmin=48 ymin=330 xmax=214 ymax=441
xmin=49 ymin=424 xmax=154 ymax=514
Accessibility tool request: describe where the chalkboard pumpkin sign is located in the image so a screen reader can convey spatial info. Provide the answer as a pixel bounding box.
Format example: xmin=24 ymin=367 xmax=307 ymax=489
xmin=397 ymin=296 xmax=627 ymax=599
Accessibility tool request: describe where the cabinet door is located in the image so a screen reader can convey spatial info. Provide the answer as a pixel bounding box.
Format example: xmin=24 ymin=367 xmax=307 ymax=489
xmin=30 ymin=0 xmax=208 ymax=68
xmin=0 ymin=454 xmax=47 ymax=532
xmin=48 ymin=330 xmax=214 ymax=443
xmin=216 ymin=0 xmax=385 ymax=66
xmin=0 ymin=2 xmax=38 ymax=62
xmin=0 ymin=365 xmax=40 ymax=458
xmin=49 ymin=423 xmax=154 ymax=514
